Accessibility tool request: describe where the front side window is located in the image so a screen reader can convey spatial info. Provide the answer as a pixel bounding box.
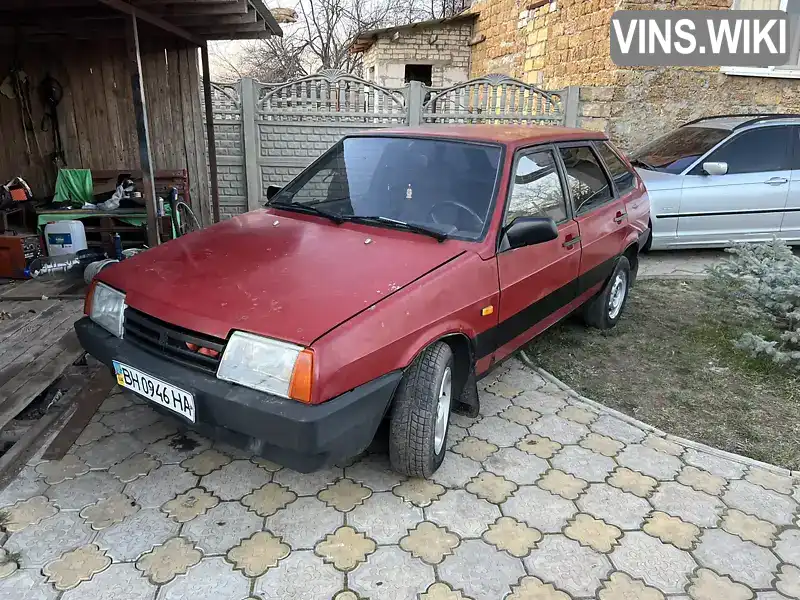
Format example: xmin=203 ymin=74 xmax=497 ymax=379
xmin=694 ymin=126 xmax=793 ymax=174
xmin=596 ymin=142 xmax=636 ymax=195
xmin=558 ymin=145 xmax=612 ymax=214
xmin=630 ymin=127 xmax=730 ymax=174
xmin=505 ymin=149 xmax=568 ymax=225
xmin=272 ymin=137 xmax=502 ymax=240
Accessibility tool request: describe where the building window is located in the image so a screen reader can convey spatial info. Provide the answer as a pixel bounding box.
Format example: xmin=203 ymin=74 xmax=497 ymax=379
xmin=723 ymin=0 xmax=800 ymax=78
xmin=404 ymin=64 xmax=433 ymax=86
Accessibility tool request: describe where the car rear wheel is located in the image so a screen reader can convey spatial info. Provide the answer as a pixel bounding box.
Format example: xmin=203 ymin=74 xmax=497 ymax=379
xmin=583 ymin=256 xmax=631 ymax=330
xmin=389 ymin=341 xmax=453 ymax=477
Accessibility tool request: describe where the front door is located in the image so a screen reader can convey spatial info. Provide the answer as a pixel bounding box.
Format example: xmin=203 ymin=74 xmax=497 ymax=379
xmin=678 ymin=126 xmax=793 ymax=245
xmin=494 ymin=146 xmax=581 ymax=362
xmin=557 ymin=144 xmax=627 ymax=293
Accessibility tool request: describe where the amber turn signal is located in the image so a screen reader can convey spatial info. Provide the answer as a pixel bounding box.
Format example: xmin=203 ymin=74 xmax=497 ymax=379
xmin=84 ymin=280 xmax=97 ymax=315
xmin=289 ymin=348 xmax=315 ymax=404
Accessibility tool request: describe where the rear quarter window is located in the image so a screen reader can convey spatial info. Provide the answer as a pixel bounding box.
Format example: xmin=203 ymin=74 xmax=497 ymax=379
xmin=596 ymin=142 xmax=636 ymax=195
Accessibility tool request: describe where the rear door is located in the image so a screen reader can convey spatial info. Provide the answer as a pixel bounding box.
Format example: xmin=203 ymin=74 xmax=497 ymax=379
xmin=556 ymin=143 xmax=627 ymax=294
xmin=780 ymin=126 xmax=800 ymax=242
xmin=595 ymin=141 xmax=648 ymax=243
xmin=678 ymin=126 xmax=792 ymax=245
xmin=494 ymin=145 xmax=581 ymax=361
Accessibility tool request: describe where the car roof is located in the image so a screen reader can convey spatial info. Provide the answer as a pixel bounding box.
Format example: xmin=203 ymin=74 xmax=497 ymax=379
xmin=349 ymin=124 xmax=607 ymax=145
xmin=683 ymin=114 xmax=800 ymax=131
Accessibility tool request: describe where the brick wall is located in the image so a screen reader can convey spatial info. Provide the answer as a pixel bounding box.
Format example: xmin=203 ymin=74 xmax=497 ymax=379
xmin=362 ymin=22 xmax=474 ymax=88
xmin=469 ymin=0 xmax=526 ymax=79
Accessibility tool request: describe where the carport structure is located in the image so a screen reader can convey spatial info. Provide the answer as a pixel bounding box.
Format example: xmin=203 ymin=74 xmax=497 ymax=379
xmin=0 ymin=0 xmax=282 ymax=244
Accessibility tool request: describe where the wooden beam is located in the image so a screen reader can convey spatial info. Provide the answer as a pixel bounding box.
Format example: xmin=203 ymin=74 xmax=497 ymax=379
xmin=99 ymin=0 xmax=203 ymax=45
xmin=136 ymin=0 xmax=240 ymax=4
xmin=198 ymin=30 xmax=272 ymax=40
xmin=191 ymin=21 xmax=267 ymax=34
xmin=152 ymin=0 xmax=249 ymax=16
xmin=172 ymin=9 xmax=257 ymax=26
xmin=126 ymin=14 xmax=161 ymax=246
xmin=248 ymin=0 xmax=283 ymax=36
xmin=201 ymin=44 xmax=221 ymax=224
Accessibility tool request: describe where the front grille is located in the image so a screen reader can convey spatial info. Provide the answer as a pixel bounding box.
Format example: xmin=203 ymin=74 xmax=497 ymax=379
xmin=123 ymin=308 xmax=226 ymax=374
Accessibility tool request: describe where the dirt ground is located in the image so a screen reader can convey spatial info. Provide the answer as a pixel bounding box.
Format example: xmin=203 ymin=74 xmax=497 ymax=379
xmin=527 ymin=279 xmax=800 ymax=470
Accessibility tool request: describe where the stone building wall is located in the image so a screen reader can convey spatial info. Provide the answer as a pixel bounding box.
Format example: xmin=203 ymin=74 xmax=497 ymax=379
xmin=468 ymin=0 xmax=527 ymax=79
xmin=361 ymin=21 xmax=474 ymax=88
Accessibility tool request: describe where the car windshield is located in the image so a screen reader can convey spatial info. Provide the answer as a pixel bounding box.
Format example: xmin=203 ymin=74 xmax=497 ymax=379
xmin=630 ymin=126 xmax=730 ymax=174
xmin=270 ymin=136 xmax=503 ymax=241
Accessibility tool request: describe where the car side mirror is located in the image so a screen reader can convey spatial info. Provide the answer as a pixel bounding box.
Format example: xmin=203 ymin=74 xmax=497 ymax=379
xmin=266 ymin=185 xmax=282 ymax=200
xmin=503 ymin=217 xmax=559 ymax=251
xmin=702 ymin=161 xmax=728 ymax=176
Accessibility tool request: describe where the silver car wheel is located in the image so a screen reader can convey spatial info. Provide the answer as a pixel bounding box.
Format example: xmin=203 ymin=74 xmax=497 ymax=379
xmin=608 ymin=271 xmax=628 ymax=320
xmin=433 ymin=367 xmax=452 ymax=455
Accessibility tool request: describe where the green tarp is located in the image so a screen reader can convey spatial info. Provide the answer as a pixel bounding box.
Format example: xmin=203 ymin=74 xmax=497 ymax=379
xmin=52 ymin=169 xmax=93 ymax=205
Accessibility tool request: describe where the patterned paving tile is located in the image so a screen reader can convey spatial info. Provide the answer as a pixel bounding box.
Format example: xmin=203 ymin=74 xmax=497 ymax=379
xmin=95 ymin=508 xmax=180 ymax=561
xmin=525 ymin=534 xmax=612 ymax=597
xmin=465 ymin=471 xmax=518 ymax=504
xmin=723 ymin=479 xmax=797 ymax=525
xmin=559 ymin=405 xmax=597 ymax=425
xmin=420 ymin=582 xmax=474 ymax=600
xmin=683 ymin=449 xmax=747 ymax=480
xmin=180 ymin=449 xmax=232 ymax=476
xmin=199 ymin=459 xmax=270 ymax=501
xmin=5 ymin=511 xmax=93 ymax=568
xmin=241 ymin=482 xmax=296 ymax=517
xmin=451 ymin=436 xmax=499 ymax=462
xmin=4 ymin=495 xmax=57 ymax=532
xmin=108 ymin=453 xmax=160 ymax=483
xmin=565 ymin=513 xmax=623 ymax=553
xmin=48 ymin=471 xmax=123 ymax=511
xmin=349 ymin=491 xmax=422 ymax=544
xmin=517 ymin=434 xmax=562 ymax=458
xmin=483 ymin=447 xmax=548 ymax=485
xmin=512 ymin=390 xmax=568 ymax=414
xmin=643 ymin=511 xmax=700 ymax=550
xmin=688 ymin=568 xmax=754 ymax=600
xmin=426 ymin=489 xmax=500 ymax=537
xmin=131 ymin=420 xmax=179 ymax=446
xmin=0 ymin=467 xmax=47 ymax=508
xmin=345 ymin=453 xmax=405 ymax=492
xmin=504 ymin=485 xmax=578 ymax=533
xmin=581 ymin=433 xmax=624 ymax=457
xmin=159 ymin=556 xmax=250 ymax=600
xmin=642 ymin=435 xmax=684 ymax=457
xmin=315 ymin=526 xmax=376 ymax=572
xmin=775 ymin=529 xmax=800 ymax=567
xmin=318 ymin=478 xmax=372 ymax=512
xmin=75 ymin=433 xmax=145 ymax=469
xmin=470 ymin=416 xmax=528 ymax=447
xmin=694 ymin=529 xmax=778 ymax=588
xmin=538 ymin=469 xmax=588 ymax=500
xmin=272 ymin=466 xmax=343 ymax=496
xmin=745 ymin=468 xmax=795 ymax=495
xmin=552 ymin=446 xmax=616 ymax=482
xmin=145 ymin=432 xmax=212 ymax=464
xmin=507 ymin=576 xmax=570 ymax=600
xmin=34 ymin=455 xmax=89 ymax=484
xmin=350 ymin=546 xmax=435 ymax=600
xmin=440 ymin=538 xmax=525 ymax=600
xmin=677 ymin=465 xmax=726 ymax=496
xmin=101 ymin=405 xmax=161 ymax=433
xmin=254 ymin=550 xmax=343 ymax=599
xmin=227 ymin=531 xmax=290 ymax=577
xmin=42 ymin=543 xmax=111 ymax=591
xmin=135 ymin=537 xmax=202 ymax=585
xmin=265 ymin=496 xmax=343 ymax=549
xmin=479 ymin=390 xmax=515 ymax=414
xmin=608 ymin=467 xmax=657 ymax=498
xmin=577 ymin=483 xmax=652 ymax=529
xmin=59 ymin=562 xmax=157 ymax=600
xmin=399 ymin=521 xmax=460 ymax=565
xmin=722 ymin=509 xmax=778 ymax=547
xmin=182 ymin=501 xmax=263 ymax=555
xmin=79 ymin=493 xmax=139 ymax=530
xmin=431 ymin=452 xmax=482 ymax=488
xmin=0 ymin=569 xmax=59 ymax=600
xmin=529 ymin=415 xmax=588 ymax=444
xmin=591 ymin=415 xmax=646 ymax=444
xmin=776 ymin=564 xmax=800 ymax=597
xmin=500 ymin=405 xmax=540 ymax=426
xmin=162 ymin=487 xmax=219 ymax=522
xmin=483 ymin=516 xmax=542 ymax=557
xmin=617 ymin=444 xmax=682 ymax=480
xmin=610 ymin=531 xmax=697 ymax=593
xmin=651 ymin=482 xmax=725 ymax=527
xmin=598 ymin=572 xmax=665 ymax=600
xmin=124 ymin=464 xmax=197 ymax=509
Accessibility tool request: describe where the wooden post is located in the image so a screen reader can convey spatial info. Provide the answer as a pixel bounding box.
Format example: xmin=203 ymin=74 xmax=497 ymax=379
xmin=239 ymin=77 xmax=260 ymax=212
xmin=201 ymin=43 xmax=221 ymax=223
xmin=125 ymin=14 xmax=160 ymax=246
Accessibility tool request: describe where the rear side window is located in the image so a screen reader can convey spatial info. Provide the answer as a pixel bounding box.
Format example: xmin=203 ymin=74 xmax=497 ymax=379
xmin=596 ymin=142 xmax=636 ymax=195
xmin=697 ymin=126 xmax=793 ymax=175
xmin=558 ymin=145 xmax=612 ymax=214
xmin=505 ymin=149 xmax=568 ymax=225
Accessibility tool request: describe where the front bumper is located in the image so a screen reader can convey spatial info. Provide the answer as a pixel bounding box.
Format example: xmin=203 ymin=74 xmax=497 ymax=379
xmin=75 ymin=318 xmax=401 ymax=472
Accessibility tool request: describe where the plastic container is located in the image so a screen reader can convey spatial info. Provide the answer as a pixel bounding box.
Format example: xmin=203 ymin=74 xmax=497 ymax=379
xmin=44 ymin=220 xmax=88 ymax=257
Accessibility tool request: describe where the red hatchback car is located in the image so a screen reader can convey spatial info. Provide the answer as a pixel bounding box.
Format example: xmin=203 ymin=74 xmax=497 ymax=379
xmin=76 ymin=125 xmax=650 ymax=476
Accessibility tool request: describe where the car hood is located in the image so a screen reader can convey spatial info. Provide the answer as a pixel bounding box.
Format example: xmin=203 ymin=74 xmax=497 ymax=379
xmin=635 ymin=167 xmax=683 ymax=191
xmin=100 ymin=209 xmax=466 ymax=345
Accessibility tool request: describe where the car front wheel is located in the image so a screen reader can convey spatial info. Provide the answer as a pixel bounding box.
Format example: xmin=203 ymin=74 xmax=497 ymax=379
xmin=389 ymin=341 xmax=453 ymax=477
xmin=583 ymin=256 xmax=631 ymax=330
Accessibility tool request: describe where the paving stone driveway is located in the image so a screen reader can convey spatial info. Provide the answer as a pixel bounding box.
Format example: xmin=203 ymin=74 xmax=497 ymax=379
xmin=1 ymin=357 xmax=799 ymax=600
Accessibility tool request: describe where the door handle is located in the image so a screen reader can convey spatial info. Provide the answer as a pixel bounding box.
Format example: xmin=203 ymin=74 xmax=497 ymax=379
xmin=765 ymin=177 xmax=788 ymax=185
xmin=562 ymin=235 xmax=581 ymax=249
xmin=614 ymin=211 xmax=628 ymax=224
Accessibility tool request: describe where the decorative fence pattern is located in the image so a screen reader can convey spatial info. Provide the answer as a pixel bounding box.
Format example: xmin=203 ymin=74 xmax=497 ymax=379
xmin=208 ymin=71 xmax=575 ymax=218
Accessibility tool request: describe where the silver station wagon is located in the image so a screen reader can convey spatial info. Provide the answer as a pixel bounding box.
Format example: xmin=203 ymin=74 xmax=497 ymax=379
xmin=630 ymin=114 xmax=800 ymax=251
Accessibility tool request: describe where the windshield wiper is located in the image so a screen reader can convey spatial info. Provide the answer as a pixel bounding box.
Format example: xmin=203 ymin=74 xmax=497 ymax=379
xmin=630 ymin=158 xmax=656 ymax=170
xmin=341 ymin=215 xmax=448 ymax=242
xmin=269 ymin=200 xmax=344 ymax=224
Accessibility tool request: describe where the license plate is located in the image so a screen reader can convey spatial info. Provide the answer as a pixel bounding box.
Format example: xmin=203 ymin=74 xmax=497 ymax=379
xmin=113 ymin=361 xmax=196 ymax=422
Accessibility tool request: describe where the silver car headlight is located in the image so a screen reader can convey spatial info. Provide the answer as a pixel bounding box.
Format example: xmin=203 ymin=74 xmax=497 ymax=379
xmin=217 ymin=332 xmax=314 ymax=402
xmin=89 ymin=282 xmax=126 ymax=338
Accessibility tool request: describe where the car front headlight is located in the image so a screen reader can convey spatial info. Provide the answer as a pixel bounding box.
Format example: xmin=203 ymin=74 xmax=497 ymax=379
xmin=88 ymin=282 xmax=126 ymax=338
xmin=217 ymin=332 xmax=315 ymax=403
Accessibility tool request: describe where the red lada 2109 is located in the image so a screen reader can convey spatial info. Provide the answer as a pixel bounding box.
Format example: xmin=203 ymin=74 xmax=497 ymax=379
xmin=76 ymin=125 xmax=650 ymax=477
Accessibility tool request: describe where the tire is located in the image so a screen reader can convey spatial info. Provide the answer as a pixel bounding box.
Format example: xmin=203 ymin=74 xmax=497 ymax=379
xmin=389 ymin=341 xmax=454 ymax=477
xmin=583 ymin=256 xmax=631 ymax=330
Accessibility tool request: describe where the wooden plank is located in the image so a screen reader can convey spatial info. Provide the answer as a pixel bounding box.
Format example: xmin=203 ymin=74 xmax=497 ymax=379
xmin=0 ymin=301 xmax=59 ymax=343
xmin=99 ymin=40 xmax=127 ymax=168
xmin=0 ymin=331 xmax=84 ymax=431
xmin=0 ymin=277 xmax=81 ymax=299
xmin=126 ymin=14 xmax=160 ymax=246
xmin=98 ymin=0 xmax=204 ymax=45
xmin=198 ymin=45 xmax=217 ymax=223
xmin=42 ymin=368 xmax=115 ymax=461
xmin=172 ymin=10 xmax=256 ymax=26
xmin=177 ymin=47 xmax=200 ymax=221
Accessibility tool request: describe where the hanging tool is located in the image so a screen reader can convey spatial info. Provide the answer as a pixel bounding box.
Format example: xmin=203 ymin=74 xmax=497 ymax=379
xmin=40 ymin=74 xmax=66 ymax=167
